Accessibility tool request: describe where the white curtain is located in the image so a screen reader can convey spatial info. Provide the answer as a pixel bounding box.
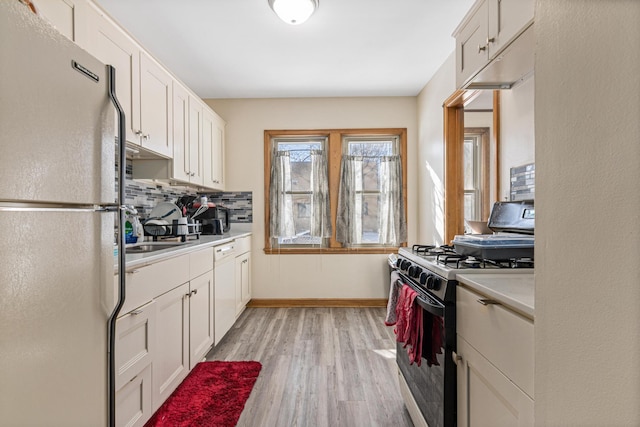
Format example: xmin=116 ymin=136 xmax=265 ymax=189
xmin=270 ymin=148 xmax=331 ymax=241
xmin=309 ymin=149 xmax=332 ymax=238
xmin=336 ymin=155 xmax=406 ymax=246
xmin=379 ymin=155 xmax=407 ymax=246
xmin=336 ymin=155 xmax=364 ymax=244
xmin=269 ymin=150 xmax=295 ymax=239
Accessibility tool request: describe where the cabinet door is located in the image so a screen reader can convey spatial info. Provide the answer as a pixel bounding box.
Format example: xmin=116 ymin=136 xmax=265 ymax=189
xmin=203 ymin=108 xmax=225 ymax=190
xmin=487 ymin=0 xmax=534 ymax=57
xmin=456 ymin=337 xmax=534 ymax=427
xmin=35 ymin=0 xmax=78 ymax=42
xmin=114 ymin=300 xmax=156 ymax=391
xmin=153 ymin=282 xmax=189 ymax=412
xmin=116 ymin=363 xmax=152 ymax=427
xmin=85 ymin=3 xmax=140 ymax=145
xmin=188 ymin=97 xmax=203 ymax=185
xmin=189 ymin=271 xmax=214 ymax=368
xmin=456 ymin=0 xmax=489 ymax=88
xmin=235 ymin=252 xmax=251 ymax=313
xmin=172 ymin=81 xmax=191 ymax=183
xmin=139 ymin=52 xmax=173 ymax=158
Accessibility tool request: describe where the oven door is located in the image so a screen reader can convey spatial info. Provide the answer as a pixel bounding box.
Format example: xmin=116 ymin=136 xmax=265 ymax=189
xmin=396 ymin=274 xmax=456 ymax=427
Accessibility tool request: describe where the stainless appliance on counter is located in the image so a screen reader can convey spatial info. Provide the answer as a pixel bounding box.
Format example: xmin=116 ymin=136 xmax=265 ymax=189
xmin=390 ymin=200 xmax=535 ymax=427
xmin=0 ymin=3 xmax=126 ymax=426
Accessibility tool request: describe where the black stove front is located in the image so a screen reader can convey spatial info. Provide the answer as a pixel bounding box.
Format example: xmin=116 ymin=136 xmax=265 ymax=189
xmin=393 ymin=257 xmax=457 ymax=427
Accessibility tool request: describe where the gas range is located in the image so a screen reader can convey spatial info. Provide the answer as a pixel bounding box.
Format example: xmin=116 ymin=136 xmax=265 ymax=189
xmin=399 ymin=244 xmax=534 ymax=280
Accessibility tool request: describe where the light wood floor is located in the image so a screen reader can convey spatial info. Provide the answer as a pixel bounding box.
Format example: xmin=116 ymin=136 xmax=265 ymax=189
xmin=206 ymin=307 xmax=414 ymax=427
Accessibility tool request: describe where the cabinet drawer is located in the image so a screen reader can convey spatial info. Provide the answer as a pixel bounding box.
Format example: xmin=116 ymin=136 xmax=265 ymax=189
xmin=190 ymin=247 xmax=213 ymax=279
xmin=116 ymin=363 xmax=152 ymax=427
xmin=234 ymin=236 xmax=251 ymax=254
xmin=457 ymin=285 xmax=534 ymax=397
xmin=115 ymin=300 xmax=156 ymax=391
xmin=122 ymin=254 xmax=189 ymax=313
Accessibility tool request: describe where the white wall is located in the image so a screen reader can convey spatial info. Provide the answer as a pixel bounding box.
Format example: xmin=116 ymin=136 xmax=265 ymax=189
xmin=416 ymin=53 xmax=457 ymax=246
xmin=500 ymin=76 xmax=535 ymax=201
xmin=205 ymin=97 xmax=418 ymax=299
xmin=534 ymin=1 xmax=640 ymax=425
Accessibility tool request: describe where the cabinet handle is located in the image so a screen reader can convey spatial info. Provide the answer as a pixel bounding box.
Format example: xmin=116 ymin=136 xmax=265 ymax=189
xmin=487 ymin=37 xmax=495 ymax=44
xmin=128 ymin=269 xmax=140 ymax=274
xmin=143 ymin=134 xmax=150 ymax=140
xmin=190 ymin=172 xmax=195 ymax=177
xmin=478 ymin=44 xmax=487 ymax=53
xmin=477 ymin=298 xmax=500 ymax=306
xmin=191 ymin=289 xmax=198 ymax=296
xmin=452 ymin=351 xmax=462 ymax=365
xmin=130 ymin=309 xmax=143 ymax=315
xmin=185 ymin=293 xmax=191 ymax=298
xmin=134 ymin=130 xmax=143 ymax=136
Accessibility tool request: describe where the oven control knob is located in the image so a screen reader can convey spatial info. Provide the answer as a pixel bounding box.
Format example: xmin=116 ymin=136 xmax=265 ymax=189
xmin=419 ymin=272 xmax=429 ymax=285
xmin=408 ymin=265 xmax=422 ymax=278
xmin=396 ymin=258 xmax=403 ymax=269
xmin=400 ymin=260 xmax=411 ymax=271
xmin=428 ymin=277 xmax=442 ymax=290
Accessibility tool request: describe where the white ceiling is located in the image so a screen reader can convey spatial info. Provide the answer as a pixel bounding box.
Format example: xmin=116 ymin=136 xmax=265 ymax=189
xmin=95 ymin=0 xmax=476 ymax=99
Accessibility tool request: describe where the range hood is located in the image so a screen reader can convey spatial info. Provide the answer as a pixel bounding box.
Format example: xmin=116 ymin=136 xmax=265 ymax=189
xmin=464 ymin=24 xmax=534 ymax=90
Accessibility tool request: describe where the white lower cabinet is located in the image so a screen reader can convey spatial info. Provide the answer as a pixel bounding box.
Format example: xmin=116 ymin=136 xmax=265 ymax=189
xmin=152 ymin=282 xmax=190 ymax=412
xmin=114 ymin=300 xmax=156 ymax=427
xmin=234 ymin=236 xmax=252 ymax=317
xmin=456 ymin=285 xmax=534 ymax=427
xmin=189 ymin=270 xmax=215 ymax=369
xmin=456 ymin=337 xmax=534 ymax=427
xmin=115 ymin=363 xmax=152 ymax=427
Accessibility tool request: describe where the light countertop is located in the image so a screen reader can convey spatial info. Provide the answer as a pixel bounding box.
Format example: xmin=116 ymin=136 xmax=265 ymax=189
xmin=456 ymin=273 xmax=535 ymax=319
xmin=115 ymin=226 xmax=252 ymax=272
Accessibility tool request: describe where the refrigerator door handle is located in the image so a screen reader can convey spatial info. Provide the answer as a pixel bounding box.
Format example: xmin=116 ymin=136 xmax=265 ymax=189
xmin=106 ymin=64 xmax=126 ymax=427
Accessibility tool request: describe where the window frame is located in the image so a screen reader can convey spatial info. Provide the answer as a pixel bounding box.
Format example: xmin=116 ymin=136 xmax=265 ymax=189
xmin=264 ymin=128 xmax=407 ymax=254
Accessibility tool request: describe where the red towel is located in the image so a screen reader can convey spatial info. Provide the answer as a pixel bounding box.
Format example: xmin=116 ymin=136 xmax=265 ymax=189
xmin=394 ymin=284 xmax=424 ymax=366
xmin=422 ymin=313 xmax=444 ymax=367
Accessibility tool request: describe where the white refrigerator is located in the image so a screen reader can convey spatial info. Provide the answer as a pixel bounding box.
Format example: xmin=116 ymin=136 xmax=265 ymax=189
xmin=0 ymin=2 xmax=126 ymax=426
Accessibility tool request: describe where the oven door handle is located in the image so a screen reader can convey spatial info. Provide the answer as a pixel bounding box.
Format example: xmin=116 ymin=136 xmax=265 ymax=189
xmin=415 ymin=295 xmax=445 ymax=317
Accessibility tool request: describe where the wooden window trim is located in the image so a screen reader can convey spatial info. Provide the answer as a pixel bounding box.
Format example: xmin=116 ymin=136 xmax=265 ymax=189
xmin=443 ymin=91 xmax=500 ymax=243
xmin=264 ymin=128 xmax=407 ymax=255
xmin=464 ymin=127 xmax=491 ymax=220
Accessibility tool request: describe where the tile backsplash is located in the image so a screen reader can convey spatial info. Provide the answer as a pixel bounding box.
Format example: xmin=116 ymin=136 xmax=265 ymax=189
xmin=116 ymin=160 xmax=252 ymax=223
xmin=510 ymin=163 xmax=535 ymax=201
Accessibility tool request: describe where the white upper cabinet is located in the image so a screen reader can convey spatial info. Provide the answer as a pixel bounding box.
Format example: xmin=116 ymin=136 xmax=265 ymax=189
xmin=171 ymin=81 xmax=191 ymax=183
xmin=85 ymin=2 xmax=140 ymax=147
xmin=454 ymin=0 xmax=534 ymax=89
xmin=85 ymin=3 xmax=172 ymax=158
xmin=139 ymin=52 xmax=173 ymax=158
xmin=487 ymin=0 xmax=535 ymax=57
xmin=35 ymin=0 xmax=87 ymax=44
xmin=188 ymin=97 xmax=204 ymax=185
xmin=202 ymin=108 xmax=226 ymax=190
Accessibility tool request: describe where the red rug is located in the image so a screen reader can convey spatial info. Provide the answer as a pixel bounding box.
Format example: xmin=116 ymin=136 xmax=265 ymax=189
xmin=145 ymin=361 xmax=262 ymax=427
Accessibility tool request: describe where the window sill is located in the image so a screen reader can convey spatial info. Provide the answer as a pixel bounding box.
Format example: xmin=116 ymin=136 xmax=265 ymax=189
xmin=263 ymin=246 xmax=403 ymax=255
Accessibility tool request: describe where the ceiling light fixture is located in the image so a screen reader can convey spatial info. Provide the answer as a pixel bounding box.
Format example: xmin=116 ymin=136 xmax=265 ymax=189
xmin=268 ymin=0 xmax=318 ymax=25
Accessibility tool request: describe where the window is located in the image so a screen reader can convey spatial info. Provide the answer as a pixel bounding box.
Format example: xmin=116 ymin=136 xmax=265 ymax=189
xmin=463 ymin=128 xmax=490 ymax=227
xmin=264 ymin=129 xmax=407 ymax=254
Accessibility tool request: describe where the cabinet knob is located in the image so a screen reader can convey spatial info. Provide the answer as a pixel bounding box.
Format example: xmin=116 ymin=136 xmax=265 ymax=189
xmin=478 ymin=44 xmax=487 ymax=53
xmin=487 ymin=37 xmax=495 ymax=44
xmin=452 ymin=351 xmax=462 ymax=365
xmin=191 ymin=289 xmax=198 ymax=296
xmin=130 ymin=309 xmax=143 ymax=315
xmin=143 ymin=133 xmax=150 ymax=140
xmin=135 ymin=130 xmax=143 ymax=136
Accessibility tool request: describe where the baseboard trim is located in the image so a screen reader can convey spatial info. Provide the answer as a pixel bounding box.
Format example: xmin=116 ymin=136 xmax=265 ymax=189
xmin=247 ymin=298 xmax=388 ymax=308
